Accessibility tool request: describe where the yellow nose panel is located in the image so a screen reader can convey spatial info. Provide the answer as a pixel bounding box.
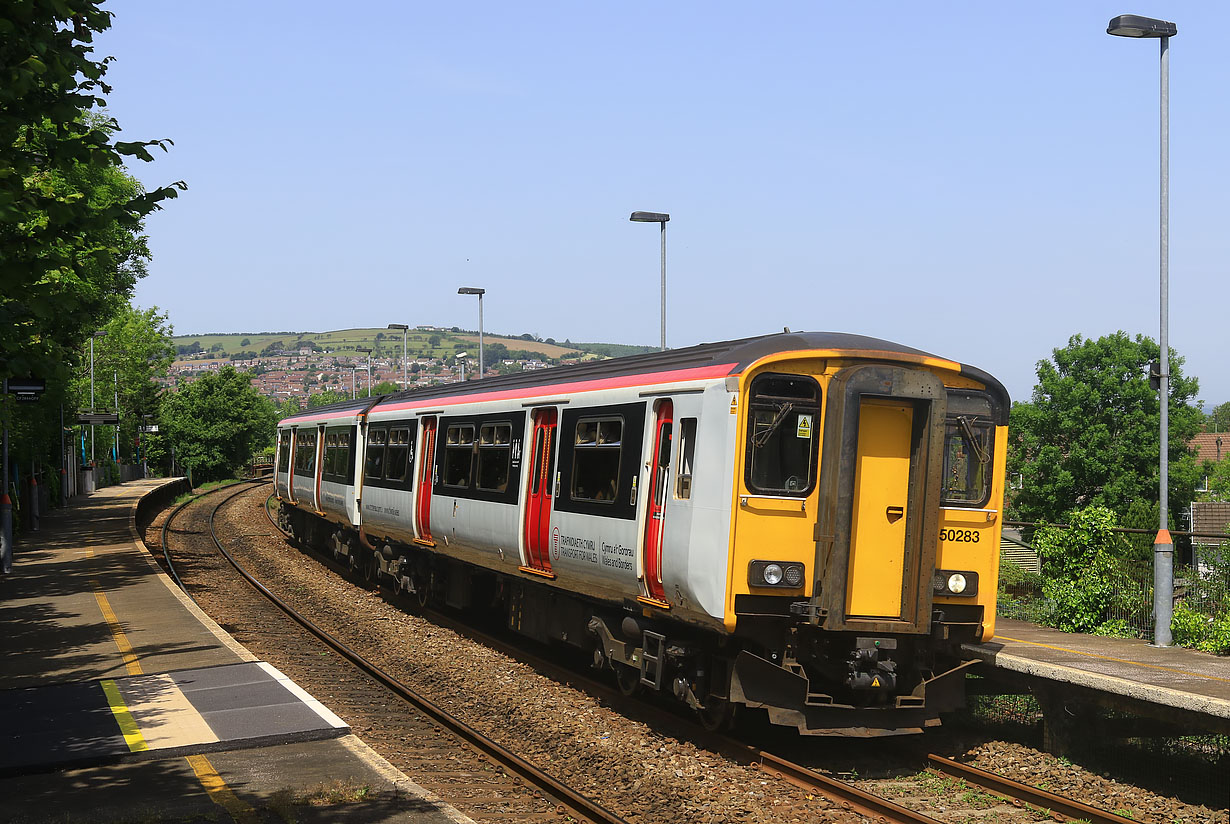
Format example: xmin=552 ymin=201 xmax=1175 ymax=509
xmin=846 ymin=400 xmax=913 ymax=618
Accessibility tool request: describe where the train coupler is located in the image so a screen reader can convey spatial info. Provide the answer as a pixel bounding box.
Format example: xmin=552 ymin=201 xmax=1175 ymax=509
xmin=845 ymin=646 xmax=897 ymax=692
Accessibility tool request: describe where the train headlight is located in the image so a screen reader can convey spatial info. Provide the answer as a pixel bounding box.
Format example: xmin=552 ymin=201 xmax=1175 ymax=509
xmin=749 ymin=560 xmax=806 ymax=588
xmin=933 ymin=569 xmax=979 ymax=597
xmin=763 ymin=564 xmax=784 ymax=585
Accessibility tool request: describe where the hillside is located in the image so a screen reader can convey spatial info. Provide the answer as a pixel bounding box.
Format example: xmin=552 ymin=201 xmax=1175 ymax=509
xmin=171 ymin=327 xmax=599 ymax=361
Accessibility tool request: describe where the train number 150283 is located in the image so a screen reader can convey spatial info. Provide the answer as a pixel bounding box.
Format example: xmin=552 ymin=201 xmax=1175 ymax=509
xmin=940 ymin=528 xmax=980 ymax=543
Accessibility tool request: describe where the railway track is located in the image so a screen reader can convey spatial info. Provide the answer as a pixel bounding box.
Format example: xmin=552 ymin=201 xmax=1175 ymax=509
xmin=159 ymin=482 xmax=619 ymax=824
xmin=153 ymin=483 xmax=1159 ymax=824
xmin=251 ymin=492 xmax=1146 ymax=824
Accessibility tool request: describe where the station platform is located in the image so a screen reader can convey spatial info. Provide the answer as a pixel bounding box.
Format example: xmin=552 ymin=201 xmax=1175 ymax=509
xmin=965 ymin=617 xmax=1230 ymax=734
xmin=0 ymin=478 xmax=472 ymax=823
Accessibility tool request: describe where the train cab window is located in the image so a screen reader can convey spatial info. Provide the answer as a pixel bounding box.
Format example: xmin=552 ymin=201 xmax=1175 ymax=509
xmin=476 ymin=422 xmax=512 ymax=492
xmin=942 ymin=392 xmax=995 ymax=507
xmin=572 ymin=417 xmax=622 ymax=503
xmin=675 ymin=418 xmax=697 ymax=500
xmin=385 ymin=428 xmax=412 ymax=484
xmin=365 ymin=428 xmax=388 ymax=481
xmin=443 ymin=424 xmax=475 ymax=487
xmin=745 ymin=374 xmax=821 ymax=496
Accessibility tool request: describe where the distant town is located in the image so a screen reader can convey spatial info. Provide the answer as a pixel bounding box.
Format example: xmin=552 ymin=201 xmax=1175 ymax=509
xmin=167 ymin=326 xmax=652 ymax=408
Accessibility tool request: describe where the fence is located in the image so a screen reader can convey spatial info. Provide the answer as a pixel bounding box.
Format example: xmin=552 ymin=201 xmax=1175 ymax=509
xmin=999 ymin=521 xmax=1230 ymax=642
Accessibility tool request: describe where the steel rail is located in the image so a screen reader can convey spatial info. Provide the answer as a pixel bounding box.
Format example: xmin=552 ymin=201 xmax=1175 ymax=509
xmin=160 ymin=479 xmax=264 ymax=599
xmin=220 ymin=487 xmax=630 ymax=824
xmin=927 ymin=754 xmax=1141 ymax=824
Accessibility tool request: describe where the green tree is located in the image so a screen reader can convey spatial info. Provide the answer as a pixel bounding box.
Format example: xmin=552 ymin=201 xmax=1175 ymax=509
xmin=162 ymin=367 xmax=275 ymax=482
xmin=1208 ymin=401 xmax=1230 ymax=434
xmin=2 ymin=4 xmax=184 ymax=385
xmin=371 ymin=381 xmax=400 ymax=396
xmin=306 ymin=389 xmax=348 ymax=408
xmin=1008 ymin=332 xmax=1203 ymax=523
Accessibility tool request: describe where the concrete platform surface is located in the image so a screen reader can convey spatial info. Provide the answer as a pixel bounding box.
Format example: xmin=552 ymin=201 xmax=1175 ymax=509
xmin=0 ymin=479 xmax=473 ymax=823
xmin=967 ymin=617 xmax=1230 ymax=721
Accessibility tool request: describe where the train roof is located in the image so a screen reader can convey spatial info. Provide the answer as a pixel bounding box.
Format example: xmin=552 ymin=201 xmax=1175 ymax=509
xmin=279 ymin=331 xmax=1008 ymax=425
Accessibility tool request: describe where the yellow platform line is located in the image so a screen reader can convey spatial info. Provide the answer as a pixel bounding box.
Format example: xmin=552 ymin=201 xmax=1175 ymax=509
xmin=998 ymin=635 xmax=1230 ymax=685
xmin=187 ymin=754 xmax=260 ymax=824
xmin=91 ymin=581 xmax=143 ymax=676
xmin=100 ymin=679 xmax=149 ymax=752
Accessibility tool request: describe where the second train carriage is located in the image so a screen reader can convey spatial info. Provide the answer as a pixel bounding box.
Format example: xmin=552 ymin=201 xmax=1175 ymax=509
xmin=274 ymin=331 xmax=1009 ymax=736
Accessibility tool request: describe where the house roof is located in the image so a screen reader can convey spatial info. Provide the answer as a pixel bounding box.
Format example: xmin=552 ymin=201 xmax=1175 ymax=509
xmin=1192 ymin=432 xmax=1230 ymax=464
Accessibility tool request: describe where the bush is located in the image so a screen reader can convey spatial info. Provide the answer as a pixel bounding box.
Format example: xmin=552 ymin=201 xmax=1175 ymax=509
xmin=1035 ymin=506 xmax=1130 ymax=634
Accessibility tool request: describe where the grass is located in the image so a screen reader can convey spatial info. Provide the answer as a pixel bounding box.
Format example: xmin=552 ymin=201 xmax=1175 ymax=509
xmin=267 ymin=780 xmax=374 ymax=822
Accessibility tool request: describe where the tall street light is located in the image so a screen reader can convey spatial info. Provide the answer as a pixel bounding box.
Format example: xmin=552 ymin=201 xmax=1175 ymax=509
xmin=1108 ymin=13 xmax=1178 ymax=647
xmin=458 ymin=287 xmax=485 ymax=379
xmin=388 ymin=323 xmax=409 ymax=389
xmin=90 ymin=330 xmax=107 ymax=465
xmin=356 ymin=347 xmax=373 ymax=397
xmin=629 ymin=211 xmax=670 ymax=350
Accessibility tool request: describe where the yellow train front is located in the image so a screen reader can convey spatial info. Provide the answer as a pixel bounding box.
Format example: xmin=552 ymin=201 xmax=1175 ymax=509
xmin=274 ymin=331 xmax=1008 ymax=736
xmin=715 ymin=337 xmax=1007 ymax=735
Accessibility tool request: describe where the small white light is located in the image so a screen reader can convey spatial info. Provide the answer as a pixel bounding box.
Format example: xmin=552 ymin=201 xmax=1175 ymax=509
xmin=784 ymin=564 xmax=804 ymax=586
xmin=763 ymin=563 xmax=784 ymax=585
xmin=947 ymin=573 xmax=967 ymax=594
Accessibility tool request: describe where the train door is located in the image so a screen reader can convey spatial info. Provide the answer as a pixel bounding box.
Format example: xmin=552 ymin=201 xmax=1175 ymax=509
xmin=313 ymin=423 xmax=325 ymax=511
xmin=641 ymin=400 xmax=672 ymax=603
xmin=522 ymin=408 xmax=557 ymax=574
xmin=286 ymin=427 xmax=298 ymax=504
xmin=845 ymin=399 xmax=913 ymax=618
xmin=414 ymin=417 xmax=437 ymax=544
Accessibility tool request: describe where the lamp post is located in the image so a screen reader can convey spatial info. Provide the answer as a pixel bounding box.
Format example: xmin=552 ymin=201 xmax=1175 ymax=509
xmin=356 ymin=347 xmax=373 ymax=397
xmin=388 ymin=323 xmax=409 ymax=389
xmin=1108 ymin=13 xmax=1178 ymax=647
xmin=629 ymin=211 xmax=670 ymax=351
xmin=90 ymin=330 xmax=107 ymax=465
xmin=457 ymin=287 xmax=485 ymax=379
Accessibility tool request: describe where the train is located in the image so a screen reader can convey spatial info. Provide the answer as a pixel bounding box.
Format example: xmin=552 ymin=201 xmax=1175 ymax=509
xmin=273 ymin=331 xmax=1009 ymax=736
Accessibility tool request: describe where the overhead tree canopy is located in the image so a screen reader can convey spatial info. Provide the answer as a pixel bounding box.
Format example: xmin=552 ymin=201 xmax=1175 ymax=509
xmin=1 ymin=1 xmax=184 ymax=385
xmin=1007 ymin=331 xmax=1204 ymax=524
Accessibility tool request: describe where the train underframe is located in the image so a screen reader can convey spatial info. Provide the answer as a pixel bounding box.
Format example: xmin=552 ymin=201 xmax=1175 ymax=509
xmin=280 ymin=507 xmax=980 ymax=737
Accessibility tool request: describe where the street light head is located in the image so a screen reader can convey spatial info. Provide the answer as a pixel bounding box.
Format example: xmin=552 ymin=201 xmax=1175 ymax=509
xmin=387 ymin=323 xmax=408 ymax=330
xmin=93 ymin=330 xmax=108 ymax=338
xmin=458 ymin=287 xmax=485 ymax=296
xmin=630 ymin=211 xmax=670 ymax=223
xmin=1107 ymin=14 xmax=1176 ymax=37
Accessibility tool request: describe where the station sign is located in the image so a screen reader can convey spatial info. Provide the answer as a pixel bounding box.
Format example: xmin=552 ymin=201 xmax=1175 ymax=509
xmin=78 ymin=413 xmax=120 ymax=425
xmin=140 ymin=424 xmax=159 ymax=433
xmin=5 ymin=377 xmax=46 ymax=403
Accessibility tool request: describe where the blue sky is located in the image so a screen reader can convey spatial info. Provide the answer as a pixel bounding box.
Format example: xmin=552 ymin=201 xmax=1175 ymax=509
xmin=98 ymin=3 xmax=1228 ymax=408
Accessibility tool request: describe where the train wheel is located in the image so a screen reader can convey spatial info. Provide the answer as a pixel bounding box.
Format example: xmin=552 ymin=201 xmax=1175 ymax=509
xmin=696 ymin=697 xmax=734 ymax=732
xmin=615 ymin=663 xmax=641 ymax=697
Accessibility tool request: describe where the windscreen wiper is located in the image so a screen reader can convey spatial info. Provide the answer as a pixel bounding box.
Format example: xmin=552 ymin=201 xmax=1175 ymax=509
xmin=751 ymin=402 xmax=794 ymax=448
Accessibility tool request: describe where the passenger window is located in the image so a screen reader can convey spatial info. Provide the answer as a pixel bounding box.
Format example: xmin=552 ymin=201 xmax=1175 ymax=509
xmin=476 ymin=422 xmax=512 ymax=492
xmin=572 ymin=418 xmax=622 ymax=503
xmin=942 ymin=392 xmax=995 ymax=507
xmin=745 ymin=374 xmax=820 ymax=496
xmin=278 ymin=436 xmax=291 ymax=474
xmin=385 ymin=428 xmax=411 ymax=484
xmin=365 ymin=428 xmax=387 ymax=481
xmin=443 ymin=424 xmax=475 ymax=487
xmin=675 ymin=418 xmax=697 ymax=499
